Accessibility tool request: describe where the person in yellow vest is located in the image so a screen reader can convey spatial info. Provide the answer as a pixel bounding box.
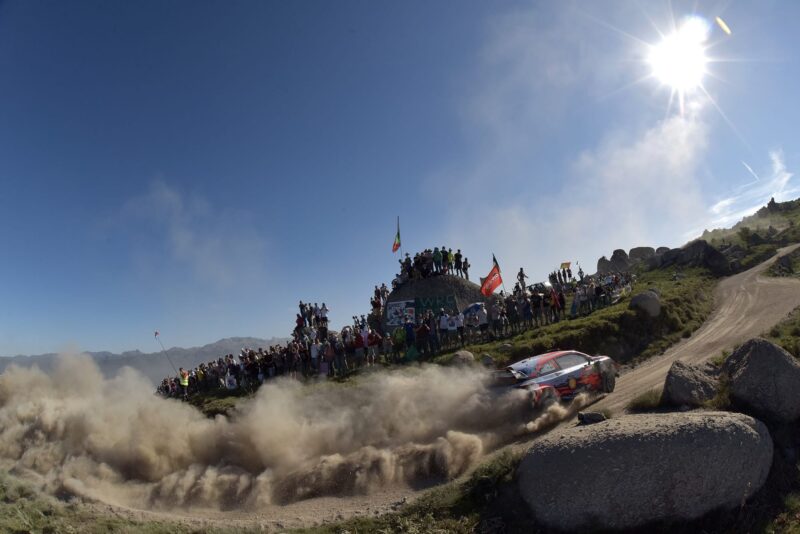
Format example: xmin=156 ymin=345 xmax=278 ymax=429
xmin=178 ymin=367 xmax=189 ymax=399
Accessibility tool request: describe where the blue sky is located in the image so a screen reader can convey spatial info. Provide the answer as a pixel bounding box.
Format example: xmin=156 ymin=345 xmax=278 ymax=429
xmin=1 ymin=0 xmax=799 ymax=355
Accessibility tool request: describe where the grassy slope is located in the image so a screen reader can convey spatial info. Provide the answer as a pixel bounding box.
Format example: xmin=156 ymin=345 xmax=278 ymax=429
xmin=436 ymin=266 xmax=715 ymax=369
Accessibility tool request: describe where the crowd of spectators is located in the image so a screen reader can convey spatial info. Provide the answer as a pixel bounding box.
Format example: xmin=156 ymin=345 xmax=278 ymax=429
xmin=393 ymin=247 xmax=470 ymax=288
xmin=157 ymin=299 xmax=396 ymax=400
xmin=156 ymin=255 xmax=633 ymax=400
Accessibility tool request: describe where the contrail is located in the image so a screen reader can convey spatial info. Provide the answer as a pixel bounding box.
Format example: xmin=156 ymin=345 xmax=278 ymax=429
xmin=742 ymin=160 xmax=760 ymax=182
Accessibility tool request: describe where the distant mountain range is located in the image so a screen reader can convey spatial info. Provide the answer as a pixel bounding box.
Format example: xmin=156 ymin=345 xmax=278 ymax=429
xmin=0 ymin=336 xmax=289 ymax=385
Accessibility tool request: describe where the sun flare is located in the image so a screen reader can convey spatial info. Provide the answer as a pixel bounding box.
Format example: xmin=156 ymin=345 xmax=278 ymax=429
xmin=648 ymin=16 xmax=710 ymax=93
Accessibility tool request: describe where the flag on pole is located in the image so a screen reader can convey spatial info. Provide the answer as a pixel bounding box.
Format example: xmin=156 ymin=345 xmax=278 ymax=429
xmin=392 ymin=216 xmax=401 ymax=253
xmin=560 ymin=261 xmax=571 ymax=270
xmin=481 ymin=257 xmax=503 ymax=296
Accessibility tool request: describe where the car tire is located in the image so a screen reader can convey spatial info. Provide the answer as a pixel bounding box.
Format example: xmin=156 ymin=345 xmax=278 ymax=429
xmin=538 ymin=388 xmax=558 ymax=409
xmin=602 ymin=372 xmax=616 ymax=393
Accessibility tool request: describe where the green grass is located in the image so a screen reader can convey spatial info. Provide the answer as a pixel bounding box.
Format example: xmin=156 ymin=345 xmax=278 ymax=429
xmin=761 ymin=306 xmax=800 ymax=358
xmin=626 ymin=387 xmax=663 ymax=413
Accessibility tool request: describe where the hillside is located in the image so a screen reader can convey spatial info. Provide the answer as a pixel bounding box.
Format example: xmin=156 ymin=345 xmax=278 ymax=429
xmin=0 ymin=336 xmax=288 ymax=384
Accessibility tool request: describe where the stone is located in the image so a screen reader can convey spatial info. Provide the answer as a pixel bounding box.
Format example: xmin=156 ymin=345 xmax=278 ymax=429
xmin=661 ymin=360 xmax=717 ymax=407
xmin=629 ymin=290 xmax=661 ymax=317
xmin=577 ymin=411 xmax=607 ymax=425
xmin=722 ymin=338 xmax=800 ymax=422
xmin=451 ymin=350 xmax=475 ymax=365
xmin=517 ymin=412 xmax=772 ymax=530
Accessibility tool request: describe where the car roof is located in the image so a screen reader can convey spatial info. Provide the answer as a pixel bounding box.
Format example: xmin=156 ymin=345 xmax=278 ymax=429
xmin=507 ymin=350 xmax=589 ymax=374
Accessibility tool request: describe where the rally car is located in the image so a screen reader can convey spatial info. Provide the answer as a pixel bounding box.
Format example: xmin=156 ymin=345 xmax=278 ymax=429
xmin=493 ymin=350 xmax=618 ymax=407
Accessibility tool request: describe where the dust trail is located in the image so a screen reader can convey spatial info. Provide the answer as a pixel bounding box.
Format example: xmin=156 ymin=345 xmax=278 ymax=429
xmin=0 ymin=355 xmax=590 ymax=510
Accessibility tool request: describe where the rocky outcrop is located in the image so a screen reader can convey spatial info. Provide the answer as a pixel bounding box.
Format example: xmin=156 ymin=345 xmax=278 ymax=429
xmin=656 ymin=246 xmax=670 ymax=255
xmin=722 ymin=338 xmax=800 ymax=422
xmin=383 ymin=275 xmax=487 ymax=331
xmin=629 ymin=290 xmax=661 ymax=317
xmin=517 ymin=412 xmax=772 ymax=530
xmin=661 ymin=360 xmax=717 ymax=407
xmin=597 ymin=255 xmax=612 ymax=274
xmin=647 ymin=240 xmax=731 ymax=276
xmin=629 ymin=246 xmax=656 ymax=263
xmin=597 ymin=249 xmax=632 ymax=274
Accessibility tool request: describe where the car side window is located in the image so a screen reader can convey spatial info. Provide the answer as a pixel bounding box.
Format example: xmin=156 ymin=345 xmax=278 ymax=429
xmin=537 ymin=360 xmax=558 ymax=376
xmin=556 ymin=353 xmax=589 ymax=369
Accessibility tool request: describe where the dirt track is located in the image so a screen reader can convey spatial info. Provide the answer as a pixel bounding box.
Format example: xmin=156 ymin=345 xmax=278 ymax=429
xmin=594 ymin=243 xmax=800 ymax=414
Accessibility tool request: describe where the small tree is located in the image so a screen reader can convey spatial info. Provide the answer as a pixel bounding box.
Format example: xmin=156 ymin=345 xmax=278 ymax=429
xmin=737 ymin=226 xmax=752 ymax=247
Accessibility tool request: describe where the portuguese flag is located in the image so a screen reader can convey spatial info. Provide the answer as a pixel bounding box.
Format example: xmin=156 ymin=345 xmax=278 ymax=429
xmin=392 ymin=216 xmax=401 ymax=253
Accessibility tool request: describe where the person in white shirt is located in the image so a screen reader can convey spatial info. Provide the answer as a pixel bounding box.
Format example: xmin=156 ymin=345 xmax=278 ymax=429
xmin=438 ymin=309 xmax=450 ymax=348
xmin=476 ymin=304 xmax=489 ymax=342
xmin=455 ymin=311 xmax=465 ymax=347
xmin=310 ymin=339 xmax=321 ymax=374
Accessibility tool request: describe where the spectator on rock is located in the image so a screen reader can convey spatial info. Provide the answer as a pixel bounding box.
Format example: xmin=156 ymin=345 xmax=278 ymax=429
xmin=462 ymin=257 xmax=470 ymax=281
xmin=454 ymin=249 xmax=463 ymax=277
xmin=432 ymin=247 xmax=442 ymax=273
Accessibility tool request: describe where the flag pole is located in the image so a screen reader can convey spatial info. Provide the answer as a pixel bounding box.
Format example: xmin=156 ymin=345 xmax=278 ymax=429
xmin=154 ymin=331 xmax=178 ymax=376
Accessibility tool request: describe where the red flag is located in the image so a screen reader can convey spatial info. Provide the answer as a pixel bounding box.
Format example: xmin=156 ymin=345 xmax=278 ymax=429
xmin=480 ymin=263 xmax=503 ymax=296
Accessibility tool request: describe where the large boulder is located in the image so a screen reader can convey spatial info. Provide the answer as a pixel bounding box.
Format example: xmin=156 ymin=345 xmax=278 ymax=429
xmin=597 ymin=255 xmax=613 ymax=274
xmin=517 ymin=412 xmax=772 ymax=531
xmin=656 ymin=246 xmax=670 ymax=255
xmin=661 ymin=360 xmax=717 ymax=407
xmin=609 ymin=248 xmax=631 ymax=271
xmin=722 ymin=338 xmax=800 ymax=422
xmin=629 ymin=246 xmax=656 ymax=263
xmin=629 ymin=290 xmax=661 ymax=317
xmin=680 ymin=240 xmax=731 ymax=275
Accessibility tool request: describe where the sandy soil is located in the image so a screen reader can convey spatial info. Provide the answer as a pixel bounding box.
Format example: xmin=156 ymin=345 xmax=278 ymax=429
xmin=73 ymin=246 xmax=800 ymax=530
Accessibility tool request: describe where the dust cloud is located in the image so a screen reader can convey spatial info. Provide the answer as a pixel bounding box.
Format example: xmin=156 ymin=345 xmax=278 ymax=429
xmin=0 ymin=355 xmax=589 ymax=510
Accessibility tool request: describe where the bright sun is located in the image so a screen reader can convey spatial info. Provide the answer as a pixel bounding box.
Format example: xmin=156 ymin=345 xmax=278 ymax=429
xmin=648 ymin=16 xmax=710 ymax=93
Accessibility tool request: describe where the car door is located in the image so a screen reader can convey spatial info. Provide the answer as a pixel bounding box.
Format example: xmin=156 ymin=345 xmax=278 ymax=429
xmin=554 ymin=353 xmax=599 ymax=395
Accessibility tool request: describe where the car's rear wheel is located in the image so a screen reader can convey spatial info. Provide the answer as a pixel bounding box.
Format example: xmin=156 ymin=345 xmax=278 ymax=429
xmin=602 ymin=372 xmax=616 ymax=393
xmin=538 ymin=388 xmax=558 ymax=409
